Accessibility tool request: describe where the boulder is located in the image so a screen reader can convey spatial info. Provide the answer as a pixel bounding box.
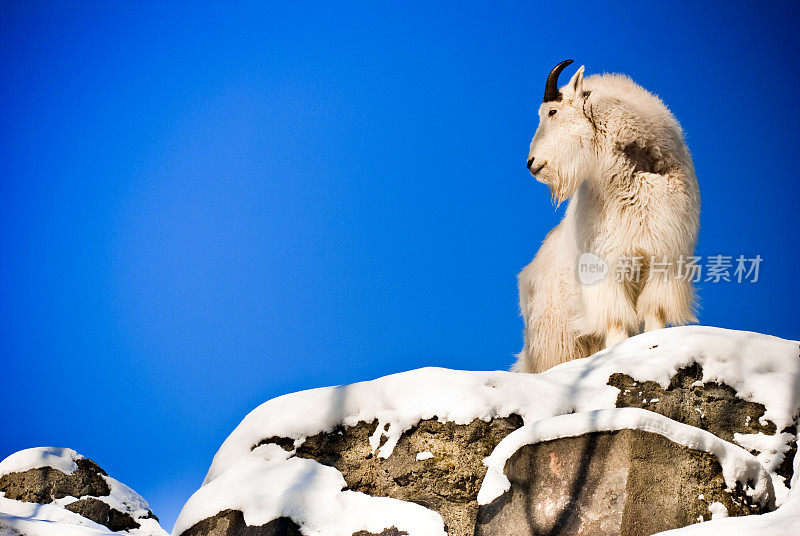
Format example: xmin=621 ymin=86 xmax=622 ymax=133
xmin=0 ymin=447 xmax=167 ymax=536
xmin=0 ymin=457 xmax=110 ymax=505
xmin=65 ymin=498 xmax=146 ymax=532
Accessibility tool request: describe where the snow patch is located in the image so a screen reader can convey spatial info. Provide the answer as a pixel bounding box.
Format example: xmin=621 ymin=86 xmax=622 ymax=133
xmin=708 ymin=501 xmax=728 ymax=519
xmin=653 ymin=494 xmax=800 ymax=535
xmin=415 ymin=451 xmax=434 ymax=461
xmin=0 ymin=513 xmax=118 ymax=536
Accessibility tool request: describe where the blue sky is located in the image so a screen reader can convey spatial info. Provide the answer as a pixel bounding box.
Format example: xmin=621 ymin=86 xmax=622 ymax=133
xmin=2 ymin=1 xmax=798 ymax=531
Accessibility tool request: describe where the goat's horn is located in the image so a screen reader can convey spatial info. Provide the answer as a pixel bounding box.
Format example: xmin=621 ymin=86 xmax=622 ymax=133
xmin=543 ymin=59 xmax=574 ymax=103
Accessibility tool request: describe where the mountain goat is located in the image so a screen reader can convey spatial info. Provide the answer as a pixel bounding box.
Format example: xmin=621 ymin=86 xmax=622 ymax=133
xmin=515 ymin=60 xmax=700 ymax=373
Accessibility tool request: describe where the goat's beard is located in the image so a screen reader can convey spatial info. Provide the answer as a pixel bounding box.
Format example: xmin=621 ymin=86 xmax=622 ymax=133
xmin=544 ymin=171 xmax=579 ymax=207
xmin=539 ymin=149 xmax=597 ymax=207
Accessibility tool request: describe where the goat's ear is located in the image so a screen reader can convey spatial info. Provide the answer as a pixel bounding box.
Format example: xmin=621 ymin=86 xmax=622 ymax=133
xmin=568 ymin=65 xmax=586 ymax=98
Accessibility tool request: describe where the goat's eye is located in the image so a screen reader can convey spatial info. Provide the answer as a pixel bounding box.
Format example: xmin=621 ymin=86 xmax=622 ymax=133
xmin=548 ymin=109 xmax=557 ymax=117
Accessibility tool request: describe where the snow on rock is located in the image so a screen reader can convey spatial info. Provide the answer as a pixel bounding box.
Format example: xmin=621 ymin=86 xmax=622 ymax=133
xmin=173 ymin=445 xmax=446 ymax=536
xmin=203 ymin=367 xmax=571 ymax=484
xmin=478 ymin=408 xmax=774 ymax=507
xmin=541 ymin=325 xmax=800 ymax=430
xmin=707 ymin=501 xmax=728 ymax=519
xmin=653 ymin=494 xmax=800 ymax=536
xmin=651 ymin=430 xmax=800 ymax=536
xmin=0 ymin=447 xmax=167 ymax=536
xmin=0 ymin=447 xmax=81 ymax=477
xmin=96 ymin=475 xmax=162 ymax=534
xmin=734 ymin=431 xmax=795 ymax=472
xmin=178 ymin=326 xmax=799 ymax=536
xmin=205 ymin=326 xmax=799 ymax=485
xmin=0 ymin=499 xmax=118 ymax=536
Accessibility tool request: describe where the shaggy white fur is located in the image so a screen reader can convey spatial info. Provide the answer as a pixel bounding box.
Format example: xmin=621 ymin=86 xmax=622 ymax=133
xmin=516 ymin=63 xmax=700 ymax=373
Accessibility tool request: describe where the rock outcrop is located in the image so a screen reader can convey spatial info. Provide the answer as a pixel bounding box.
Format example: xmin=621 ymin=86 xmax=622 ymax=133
xmin=171 ymin=327 xmax=800 ymax=536
xmin=0 ymin=447 xmax=167 ymax=536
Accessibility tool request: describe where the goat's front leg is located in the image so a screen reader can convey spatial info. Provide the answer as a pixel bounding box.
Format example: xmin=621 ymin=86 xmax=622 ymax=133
xmin=581 ymin=275 xmax=639 ymax=350
xmin=637 ymin=271 xmax=697 ymax=332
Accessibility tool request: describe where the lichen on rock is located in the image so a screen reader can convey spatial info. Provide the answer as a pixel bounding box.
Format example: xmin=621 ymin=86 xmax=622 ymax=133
xmin=292 ymin=415 xmax=523 ymax=536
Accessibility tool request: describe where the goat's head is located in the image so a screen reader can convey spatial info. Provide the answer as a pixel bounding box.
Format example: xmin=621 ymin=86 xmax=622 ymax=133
xmin=527 ymin=60 xmax=597 ymax=205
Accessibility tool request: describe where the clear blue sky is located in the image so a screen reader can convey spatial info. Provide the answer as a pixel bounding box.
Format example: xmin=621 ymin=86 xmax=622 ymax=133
xmin=2 ymin=1 xmax=798 ymax=531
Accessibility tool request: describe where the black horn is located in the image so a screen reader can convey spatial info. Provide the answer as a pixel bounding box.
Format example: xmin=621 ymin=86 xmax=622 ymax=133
xmin=543 ymin=59 xmax=574 ymax=103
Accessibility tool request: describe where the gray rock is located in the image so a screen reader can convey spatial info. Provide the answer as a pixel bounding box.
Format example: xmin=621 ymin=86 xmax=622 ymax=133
xmin=474 ymin=429 xmax=767 ymax=536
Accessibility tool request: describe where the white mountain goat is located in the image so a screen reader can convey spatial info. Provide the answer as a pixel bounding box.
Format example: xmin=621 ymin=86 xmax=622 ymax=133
xmin=515 ymin=60 xmax=700 ymax=373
